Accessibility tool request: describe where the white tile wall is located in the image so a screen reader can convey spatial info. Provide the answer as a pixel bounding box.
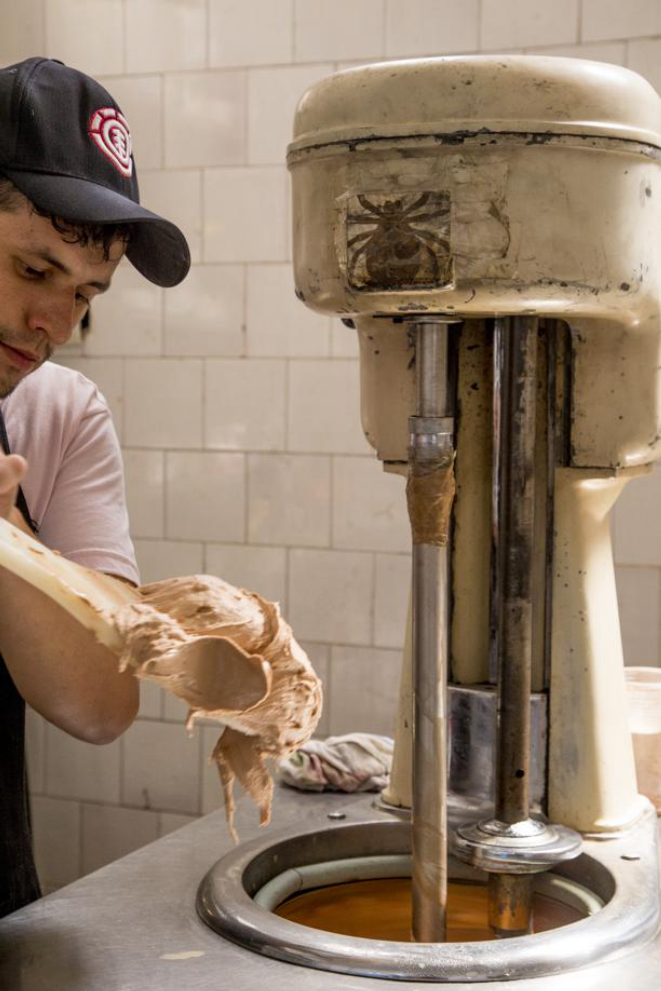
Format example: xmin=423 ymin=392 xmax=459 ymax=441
xmin=164 ymin=71 xmax=246 ymax=168
xmin=289 ymin=548 xmax=374 ymax=643
xmin=31 ymin=797 xmax=81 ymax=890
xmin=121 ymin=720 xmax=202 ymax=814
xmin=25 ymin=708 xmax=46 ymax=794
xmin=123 ymin=449 xmax=165 ymax=539
xmin=288 ymin=361 xmax=370 ymax=454
xmin=613 ymin=467 xmax=661 ymax=567
xmin=205 ymin=542 xmax=287 ymax=605
xmin=85 ymin=262 xmax=162 ymax=357
xmin=126 ymin=0 xmax=207 ymax=74
xmin=209 ymin=0 xmax=294 ymax=68
xmin=582 ymin=0 xmax=661 ymax=43
xmin=628 ymin=38 xmax=661 ymax=94
xmin=525 ymin=42 xmax=626 ymax=65
xmin=0 ymin=0 xmax=43 ymax=65
xmin=204 ymin=168 xmax=289 ymax=262
xmin=331 ymin=320 xmax=360 ymax=359
xmin=329 ymin=646 xmax=400 ymax=736
xmin=332 ymin=456 xmax=410 ymax=552
xmin=46 ymin=0 xmax=124 ymax=76
xmin=165 ymin=451 xmax=245 ymax=541
xmin=247 ymin=454 xmax=331 ymax=547
xmin=124 ymin=359 xmax=203 ymax=448
xmin=21 ymin=0 xmax=661 ymax=888
xmin=205 ymin=359 xmax=287 ymax=450
xmin=294 ymin=0 xmax=385 ymax=63
xmin=248 ymin=64 xmax=333 ymax=165
xmin=374 ymin=553 xmax=410 ymax=649
xmin=386 ymin=0 xmax=480 ymax=57
xmin=481 ymin=0 xmax=579 ymax=51
xmin=616 ymin=566 xmax=661 ymax=666
xmin=45 ymin=725 xmax=121 ymax=804
xmin=165 ymin=265 xmax=244 ymax=356
xmin=246 ymin=265 xmax=330 ymax=357
xmin=133 ymin=539 xmax=205 ymax=583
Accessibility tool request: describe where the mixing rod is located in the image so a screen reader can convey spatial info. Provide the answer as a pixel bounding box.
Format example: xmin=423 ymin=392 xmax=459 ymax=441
xmin=407 ymin=318 xmax=457 ymax=942
xmin=455 ymin=317 xmax=581 ymax=935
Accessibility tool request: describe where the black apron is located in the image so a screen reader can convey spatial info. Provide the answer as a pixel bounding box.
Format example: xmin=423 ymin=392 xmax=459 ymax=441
xmin=0 ymin=407 xmax=41 ymax=918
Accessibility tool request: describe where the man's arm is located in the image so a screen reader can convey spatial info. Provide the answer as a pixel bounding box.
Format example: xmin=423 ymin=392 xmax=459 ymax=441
xmin=0 ymin=453 xmax=139 ymax=744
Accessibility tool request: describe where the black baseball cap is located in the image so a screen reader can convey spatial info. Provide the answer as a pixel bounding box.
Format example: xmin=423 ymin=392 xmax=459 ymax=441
xmin=0 ymin=57 xmax=190 ymax=287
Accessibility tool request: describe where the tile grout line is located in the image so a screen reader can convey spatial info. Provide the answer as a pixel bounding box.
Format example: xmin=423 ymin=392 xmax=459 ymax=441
xmin=243 ymin=65 xmax=249 ymax=165
xmin=160 ymin=449 xmax=167 ymax=550
xmin=77 ymin=800 xmax=84 ymax=881
xmin=370 ymin=549 xmax=378 ymax=647
xmin=243 ymin=449 xmax=250 ymax=545
xmin=329 ymin=454 xmax=335 ymax=549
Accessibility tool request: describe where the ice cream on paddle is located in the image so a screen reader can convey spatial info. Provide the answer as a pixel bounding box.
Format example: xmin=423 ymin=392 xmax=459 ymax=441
xmin=0 ymin=518 xmax=322 ymax=836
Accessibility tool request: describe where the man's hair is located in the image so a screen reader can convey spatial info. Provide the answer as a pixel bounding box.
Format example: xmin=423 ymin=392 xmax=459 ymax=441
xmin=0 ymin=175 xmax=132 ymax=259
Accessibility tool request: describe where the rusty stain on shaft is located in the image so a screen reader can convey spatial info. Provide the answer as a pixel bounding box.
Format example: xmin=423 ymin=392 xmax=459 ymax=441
xmin=488 ymin=873 xmax=533 ymax=937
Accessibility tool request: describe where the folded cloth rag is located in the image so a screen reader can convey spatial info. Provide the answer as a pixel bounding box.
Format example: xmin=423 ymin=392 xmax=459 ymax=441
xmin=277 ymin=733 xmax=393 ymax=793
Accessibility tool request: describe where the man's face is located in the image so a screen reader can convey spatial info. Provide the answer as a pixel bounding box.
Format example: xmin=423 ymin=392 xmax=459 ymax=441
xmin=0 ymin=196 xmax=124 ymax=397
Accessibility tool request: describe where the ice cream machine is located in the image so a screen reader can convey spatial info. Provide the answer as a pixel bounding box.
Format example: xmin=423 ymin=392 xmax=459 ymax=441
xmin=198 ymin=55 xmax=661 ymax=984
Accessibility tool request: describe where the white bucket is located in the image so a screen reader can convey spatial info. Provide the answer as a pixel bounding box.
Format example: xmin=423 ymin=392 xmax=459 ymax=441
xmin=625 ymin=666 xmax=661 ymax=813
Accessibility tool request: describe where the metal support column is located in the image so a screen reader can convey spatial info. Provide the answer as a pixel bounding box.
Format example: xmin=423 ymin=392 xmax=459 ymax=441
xmin=488 ymin=315 xmax=538 ymax=937
xmin=407 ymin=319 xmax=456 ymax=943
xmin=453 ymin=317 xmax=581 ymax=922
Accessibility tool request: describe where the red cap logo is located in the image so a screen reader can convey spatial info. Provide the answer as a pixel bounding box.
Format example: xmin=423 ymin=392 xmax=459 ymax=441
xmin=88 ymin=107 xmax=133 ymax=178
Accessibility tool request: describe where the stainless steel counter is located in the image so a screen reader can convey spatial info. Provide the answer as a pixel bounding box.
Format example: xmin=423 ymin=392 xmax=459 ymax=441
xmin=1 ymin=787 xmax=660 ymax=991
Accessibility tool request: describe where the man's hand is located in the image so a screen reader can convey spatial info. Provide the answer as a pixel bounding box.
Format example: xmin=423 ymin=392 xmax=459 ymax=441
xmin=0 ymin=451 xmax=27 ymax=523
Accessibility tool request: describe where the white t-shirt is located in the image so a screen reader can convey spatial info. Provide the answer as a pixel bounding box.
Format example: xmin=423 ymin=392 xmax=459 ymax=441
xmin=0 ymin=362 xmax=139 ymax=586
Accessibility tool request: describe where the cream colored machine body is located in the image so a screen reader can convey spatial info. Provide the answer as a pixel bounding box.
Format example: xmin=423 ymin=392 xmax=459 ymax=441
xmin=197 ymin=56 xmax=661 ymax=984
xmin=290 ymin=55 xmax=661 ymax=836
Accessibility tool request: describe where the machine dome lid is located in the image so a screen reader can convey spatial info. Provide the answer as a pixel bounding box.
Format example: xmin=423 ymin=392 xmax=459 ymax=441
xmin=289 ymin=56 xmax=661 ymax=154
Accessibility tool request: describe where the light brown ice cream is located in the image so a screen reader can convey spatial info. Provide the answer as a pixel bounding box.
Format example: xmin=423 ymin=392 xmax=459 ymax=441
xmin=109 ymin=575 xmax=322 ymax=836
xmin=0 ymin=520 xmax=319 ymax=835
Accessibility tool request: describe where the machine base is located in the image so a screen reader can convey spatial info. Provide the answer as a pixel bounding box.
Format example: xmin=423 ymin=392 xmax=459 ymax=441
xmin=198 ymin=796 xmax=660 ymax=984
xmin=2 ymin=787 xmax=661 ymax=990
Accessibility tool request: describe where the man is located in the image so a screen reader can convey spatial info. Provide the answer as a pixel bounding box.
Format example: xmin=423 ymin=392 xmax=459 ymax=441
xmin=0 ymin=57 xmax=190 ymax=917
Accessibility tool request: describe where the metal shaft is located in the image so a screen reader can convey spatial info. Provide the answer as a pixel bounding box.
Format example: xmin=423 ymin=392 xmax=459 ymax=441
xmin=408 ymin=320 xmax=455 ymax=943
xmin=490 ymin=316 xmax=539 ymax=937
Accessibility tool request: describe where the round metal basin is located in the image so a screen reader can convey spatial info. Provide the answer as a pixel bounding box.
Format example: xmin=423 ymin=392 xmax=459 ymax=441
xmin=197 ymin=811 xmax=660 ymax=983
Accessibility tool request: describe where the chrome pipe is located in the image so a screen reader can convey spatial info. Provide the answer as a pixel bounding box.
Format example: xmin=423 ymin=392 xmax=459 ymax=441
xmin=415 ymin=322 xmax=450 ymax=416
xmin=407 ymin=319 xmax=456 ymax=943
